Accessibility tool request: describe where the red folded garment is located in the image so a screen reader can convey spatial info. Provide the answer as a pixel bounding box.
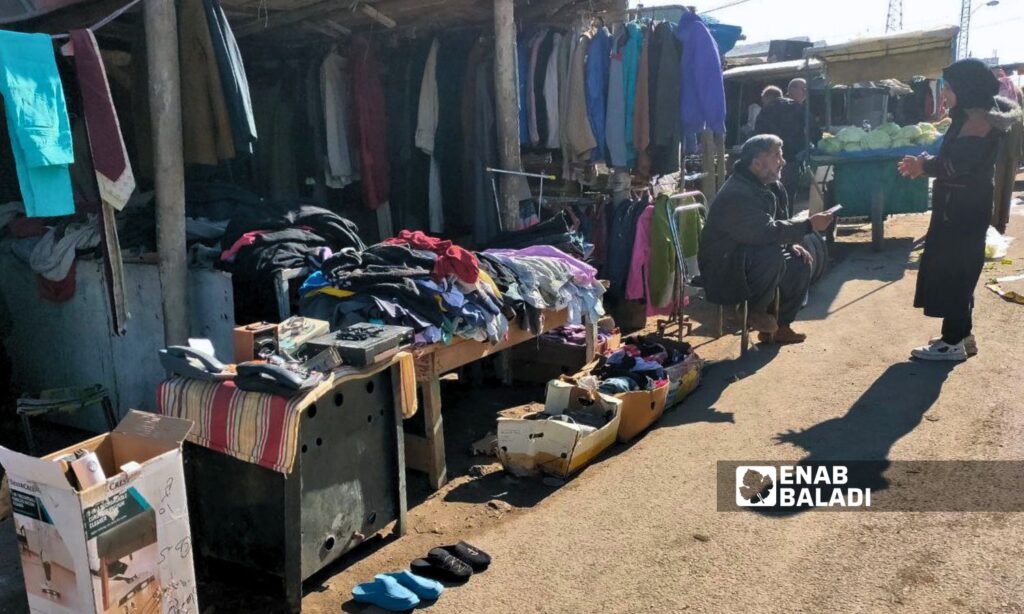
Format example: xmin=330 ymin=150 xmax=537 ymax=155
xmin=384 ymin=230 xmax=479 ymax=284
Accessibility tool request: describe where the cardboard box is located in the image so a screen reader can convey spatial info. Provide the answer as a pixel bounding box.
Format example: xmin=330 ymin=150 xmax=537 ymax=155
xmin=567 ymin=359 xmax=670 ymax=443
xmin=0 ymin=411 xmax=197 ymax=614
xmin=611 ymin=381 xmax=670 ymax=443
xmin=496 ymin=381 xmax=621 ymax=479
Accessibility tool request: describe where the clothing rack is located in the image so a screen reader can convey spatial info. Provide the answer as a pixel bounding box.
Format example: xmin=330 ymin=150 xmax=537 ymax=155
xmin=656 ymin=192 xmax=706 ymax=341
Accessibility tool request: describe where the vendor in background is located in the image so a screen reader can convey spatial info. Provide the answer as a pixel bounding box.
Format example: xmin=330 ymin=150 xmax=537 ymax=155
xmin=740 ymin=86 xmax=782 ymax=141
xmin=898 ymin=59 xmax=1023 ymax=361
xmin=754 ymin=79 xmax=821 ymax=209
xmin=698 ymin=135 xmax=834 ymax=345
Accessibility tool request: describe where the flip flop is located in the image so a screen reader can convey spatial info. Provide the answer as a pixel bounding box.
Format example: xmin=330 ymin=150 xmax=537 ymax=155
xmin=441 ymin=541 xmax=491 ymax=572
xmin=411 ymin=548 xmax=473 ymax=583
xmin=351 ymin=575 xmax=419 ymax=611
xmin=377 ymin=571 xmax=444 ymax=600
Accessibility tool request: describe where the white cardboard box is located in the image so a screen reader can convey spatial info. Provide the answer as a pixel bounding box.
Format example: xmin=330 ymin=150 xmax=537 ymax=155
xmin=0 ymin=410 xmax=197 ymax=614
xmin=496 ymin=381 xmax=622 ymax=479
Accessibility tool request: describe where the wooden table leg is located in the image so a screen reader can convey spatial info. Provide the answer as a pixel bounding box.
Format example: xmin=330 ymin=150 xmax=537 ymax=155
xmin=422 ymin=380 xmax=447 ymax=489
xmin=584 ymin=318 xmax=598 ymax=362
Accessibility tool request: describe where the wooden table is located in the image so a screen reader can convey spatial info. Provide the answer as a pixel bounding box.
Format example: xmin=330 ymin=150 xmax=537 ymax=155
xmin=404 ymin=308 xmax=596 ymax=488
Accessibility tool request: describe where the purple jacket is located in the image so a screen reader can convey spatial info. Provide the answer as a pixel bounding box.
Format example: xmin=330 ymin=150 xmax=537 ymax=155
xmin=676 ymin=12 xmax=726 ymax=136
xmin=585 ymin=26 xmax=611 ymax=162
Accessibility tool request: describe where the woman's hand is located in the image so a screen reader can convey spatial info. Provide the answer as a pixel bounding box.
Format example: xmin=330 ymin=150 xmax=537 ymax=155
xmin=897 ymin=155 xmax=926 ymax=179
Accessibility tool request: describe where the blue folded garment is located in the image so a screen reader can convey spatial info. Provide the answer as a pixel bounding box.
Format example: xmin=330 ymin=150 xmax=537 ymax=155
xmin=351 ymin=575 xmax=420 ymax=611
xmin=377 ymin=570 xmax=444 ymax=600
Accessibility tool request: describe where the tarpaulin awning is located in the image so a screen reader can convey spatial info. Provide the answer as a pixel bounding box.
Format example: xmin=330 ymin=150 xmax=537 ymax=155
xmin=723 ymin=58 xmax=823 ymax=81
xmin=804 ymin=26 xmax=959 ymax=84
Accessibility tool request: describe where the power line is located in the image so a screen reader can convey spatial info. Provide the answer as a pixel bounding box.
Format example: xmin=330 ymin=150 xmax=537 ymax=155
xmin=702 ymin=0 xmax=758 ymax=14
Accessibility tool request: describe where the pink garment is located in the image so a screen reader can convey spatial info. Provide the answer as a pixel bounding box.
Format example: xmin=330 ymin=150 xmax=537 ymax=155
xmin=220 ymin=230 xmax=269 ymax=261
xmin=624 ymin=205 xmax=673 ymax=318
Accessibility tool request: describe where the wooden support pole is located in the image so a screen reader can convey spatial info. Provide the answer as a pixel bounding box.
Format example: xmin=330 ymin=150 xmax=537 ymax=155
xmin=700 ymin=129 xmax=716 ymax=203
xmin=145 ymin=0 xmax=189 ymax=346
xmin=493 ymin=0 xmax=524 ymax=232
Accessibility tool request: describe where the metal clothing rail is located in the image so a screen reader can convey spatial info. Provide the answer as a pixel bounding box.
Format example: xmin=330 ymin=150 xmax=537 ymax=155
xmin=486 ymin=167 xmax=557 ymax=233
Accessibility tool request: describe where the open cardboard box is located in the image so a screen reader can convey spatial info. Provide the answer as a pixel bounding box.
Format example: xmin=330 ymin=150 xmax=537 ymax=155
xmin=0 ymin=410 xmax=197 ymax=614
xmin=496 ymin=381 xmax=621 ymax=479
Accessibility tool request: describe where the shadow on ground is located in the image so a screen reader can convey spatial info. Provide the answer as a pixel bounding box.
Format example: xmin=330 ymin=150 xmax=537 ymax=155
xmin=753 ymin=360 xmax=955 ymax=517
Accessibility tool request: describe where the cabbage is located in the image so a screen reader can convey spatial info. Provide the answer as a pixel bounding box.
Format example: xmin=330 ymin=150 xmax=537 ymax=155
xmin=843 ymin=143 xmax=864 ymax=152
xmin=817 ymin=136 xmax=842 ymax=154
xmin=898 ymin=125 xmax=923 ymax=140
xmin=917 ymin=122 xmax=939 ymax=134
xmin=891 ymin=137 xmax=914 ymax=148
xmin=837 ymin=126 xmax=867 ymax=143
xmin=864 ymin=129 xmax=893 ymax=150
xmin=879 ymin=122 xmax=902 ymax=137
xmin=916 ymin=132 xmax=939 ymax=146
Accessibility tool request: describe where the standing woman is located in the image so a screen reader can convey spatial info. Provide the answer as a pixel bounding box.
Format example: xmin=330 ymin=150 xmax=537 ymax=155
xmin=898 ymin=59 xmax=1022 ymax=361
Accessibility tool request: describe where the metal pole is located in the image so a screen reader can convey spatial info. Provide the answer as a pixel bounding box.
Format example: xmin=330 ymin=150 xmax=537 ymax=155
xmin=144 ymin=0 xmax=189 ymax=345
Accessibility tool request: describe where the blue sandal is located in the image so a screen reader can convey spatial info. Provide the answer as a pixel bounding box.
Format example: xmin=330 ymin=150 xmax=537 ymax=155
xmin=377 ymin=571 xmax=444 ymax=600
xmin=351 ymin=575 xmax=419 ymax=611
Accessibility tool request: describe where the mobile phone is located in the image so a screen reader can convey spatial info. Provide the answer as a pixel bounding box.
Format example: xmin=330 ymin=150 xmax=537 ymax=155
xmin=824 ymin=204 xmax=843 ymax=215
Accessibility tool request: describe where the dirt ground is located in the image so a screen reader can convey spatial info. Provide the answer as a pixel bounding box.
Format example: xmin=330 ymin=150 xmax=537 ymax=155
xmin=297 ymin=204 xmax=1024 ymax=614
xmin=2 ymin=201 xmax=1024 ymax=614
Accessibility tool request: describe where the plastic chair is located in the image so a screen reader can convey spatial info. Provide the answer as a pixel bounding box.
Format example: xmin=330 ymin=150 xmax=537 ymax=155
xmin=17 ymin=385 xmax=117 ymax=455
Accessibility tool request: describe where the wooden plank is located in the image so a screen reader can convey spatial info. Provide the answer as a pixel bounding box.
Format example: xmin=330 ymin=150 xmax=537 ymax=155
xmin=413 ymin=309 xmax=569 ymax=380
xmin=421 ymin=380 xmax=446 ymax=489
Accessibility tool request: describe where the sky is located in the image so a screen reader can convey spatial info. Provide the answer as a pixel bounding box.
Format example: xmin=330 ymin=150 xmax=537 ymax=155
xmin=632 ymin=0 xmax=1024 ymax=70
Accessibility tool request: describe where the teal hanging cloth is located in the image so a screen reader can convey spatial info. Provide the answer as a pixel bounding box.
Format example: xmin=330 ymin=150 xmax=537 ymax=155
xmin=0 ymin=30 xmax=75 ymax=217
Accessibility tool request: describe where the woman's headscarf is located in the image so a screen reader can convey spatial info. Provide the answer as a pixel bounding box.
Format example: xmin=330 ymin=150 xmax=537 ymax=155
xmin=942 ymin=58 xmax=1000 ymax=110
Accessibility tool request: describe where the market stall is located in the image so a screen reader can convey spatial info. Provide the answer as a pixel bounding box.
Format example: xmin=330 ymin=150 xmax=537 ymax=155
xmin=803 ymin=26 xmax=960 ymax=250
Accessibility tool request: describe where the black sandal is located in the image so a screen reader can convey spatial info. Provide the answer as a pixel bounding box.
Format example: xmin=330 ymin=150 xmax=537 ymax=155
xmin=441 ymin=541 xmax=491 ymax=572
xmin=411 ymin=548 xmax=473 ymax=583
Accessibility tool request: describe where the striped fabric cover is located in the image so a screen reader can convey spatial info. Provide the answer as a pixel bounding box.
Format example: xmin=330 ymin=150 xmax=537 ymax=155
xmin=156 ymin=376 xmax=333 ymax=474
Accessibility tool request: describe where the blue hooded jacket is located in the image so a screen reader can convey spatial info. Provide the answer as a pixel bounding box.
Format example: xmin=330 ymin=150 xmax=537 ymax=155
xmin=676 ymin=12 xmax=726 ymax=136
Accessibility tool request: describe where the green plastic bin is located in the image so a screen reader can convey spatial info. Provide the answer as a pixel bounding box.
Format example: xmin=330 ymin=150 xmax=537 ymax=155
xmin=830 ymin=157 xmax=930 ymax=217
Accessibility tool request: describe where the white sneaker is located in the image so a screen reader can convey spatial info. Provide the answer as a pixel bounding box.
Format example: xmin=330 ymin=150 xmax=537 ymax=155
xmin=928 ymin=334 xmax=977 ymax=356
xmin=912 ymin=340 xmax=968 ymax=362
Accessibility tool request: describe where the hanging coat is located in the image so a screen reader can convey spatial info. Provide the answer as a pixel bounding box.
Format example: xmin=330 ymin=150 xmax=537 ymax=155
xmin=349 ymin=37 xmax=389 ymax=210
xmin=585 ymin=26 xmax=611 ymax=162
xmin=914 ymin=101 xmax=1019 ymax=319
xmin=676 ymin=11 xmax=726 ymax=136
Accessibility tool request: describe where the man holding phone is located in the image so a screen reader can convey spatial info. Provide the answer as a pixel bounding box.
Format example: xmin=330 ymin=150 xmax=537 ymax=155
xmin=698 ymin=135 xmax=835 ymax=344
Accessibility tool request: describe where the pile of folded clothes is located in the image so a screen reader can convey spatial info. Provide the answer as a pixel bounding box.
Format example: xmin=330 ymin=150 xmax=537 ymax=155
xmin=539 ymin=324 xmax=613 ymax=348
xmin=299 ymin=230 xmax=606 ymax=345
xmin=591 ymin=337 xmax=691 ymax=395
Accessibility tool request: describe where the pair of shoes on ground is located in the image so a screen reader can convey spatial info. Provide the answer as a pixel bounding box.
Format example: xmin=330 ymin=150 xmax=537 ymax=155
xmin=352 ymin=542 xmax=491 ymax=611
xmin=748 ymin=311 xmax=807 ymax=345
xmin=912 ymin=335 xmax=977 ymax=362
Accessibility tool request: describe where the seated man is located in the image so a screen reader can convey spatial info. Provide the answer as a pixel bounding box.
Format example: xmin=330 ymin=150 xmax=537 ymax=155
xmin=698 ymin=135 xmax=833 ymax=344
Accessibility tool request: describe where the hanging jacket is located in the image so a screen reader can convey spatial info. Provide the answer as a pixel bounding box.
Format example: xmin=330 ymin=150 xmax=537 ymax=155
xmin=623 ymin=22 xmax=644 ymax=166
xmin=566 ymin=31 xmax=597 ymax=162
xmin=585 ymin=26 xmax=611 ymax=162
xmin=676 ymin=12 xmax=726 ymax=136
xmin=349 ymin=37 xmax=390 ymax=210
